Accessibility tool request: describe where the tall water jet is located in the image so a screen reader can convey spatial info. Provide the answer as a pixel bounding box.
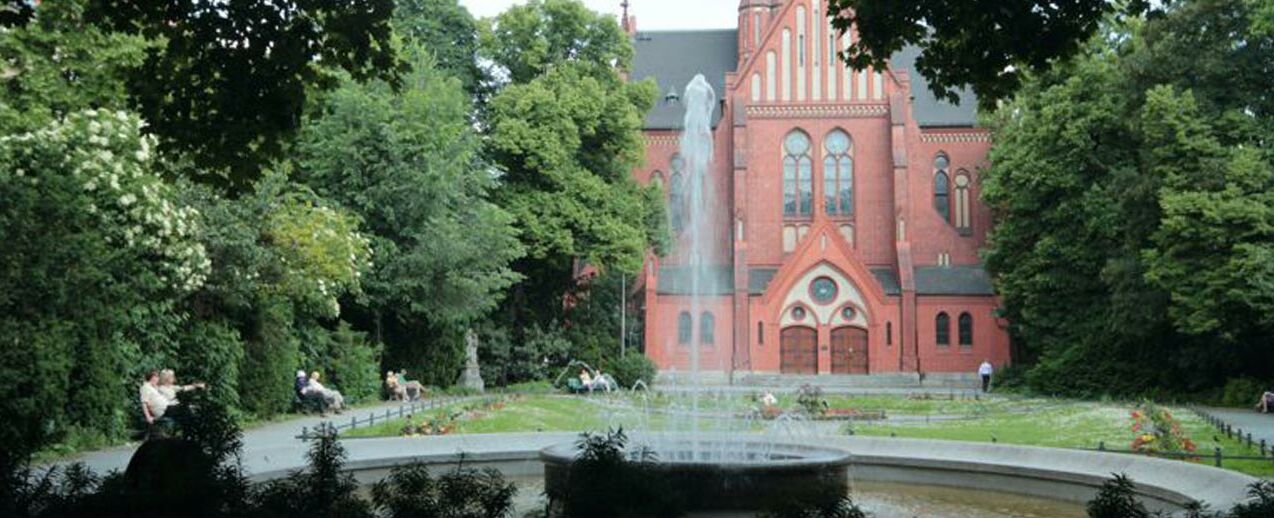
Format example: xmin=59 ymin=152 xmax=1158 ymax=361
xmin=679 ymin=74 xmax=718 ymax=441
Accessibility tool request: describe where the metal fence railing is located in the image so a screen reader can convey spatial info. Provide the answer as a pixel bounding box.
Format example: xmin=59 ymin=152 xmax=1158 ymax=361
xmin=296 ymin=395 xmax=479 ymax=440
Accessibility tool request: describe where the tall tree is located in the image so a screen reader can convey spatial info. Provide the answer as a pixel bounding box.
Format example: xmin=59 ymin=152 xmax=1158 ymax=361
xmin=982 ymin=0 xmax=1274 ymax=394
xmin=480 ymin=0 xmax=663 ymax=335
xmin=827 ymin=0 xmax=1149 ymax=106
xmin=71 ymin=0 xmax=404 ymax=191
xmin=298 ymin=47 xmax=524 ymax=382
xmin=393 ymin=0 xmax=486 ymax=97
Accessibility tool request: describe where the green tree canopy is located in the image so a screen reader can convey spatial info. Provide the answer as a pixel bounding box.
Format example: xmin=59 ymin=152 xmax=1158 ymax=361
xmin=68 ymin=0 xmax=403 ymax=191
xmin=299 ymin=47 xmax=523 ymax=327
xmin=393 ymin=0 xmax=486 ymax=97
xmin=479 ymin=0 xmax=634 ymax=85
xmin=982 ymin=0 xmax=1274 ymax=395
xmin=827 ymin=0 xmax=1150 ymax=106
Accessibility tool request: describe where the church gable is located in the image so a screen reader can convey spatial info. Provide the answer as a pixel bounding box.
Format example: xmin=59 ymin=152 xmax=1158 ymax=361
xmin=738 ymin=0 xmax=886 ymax=105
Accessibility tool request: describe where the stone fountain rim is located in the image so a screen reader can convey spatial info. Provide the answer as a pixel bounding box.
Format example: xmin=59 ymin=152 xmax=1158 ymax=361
xmin=539 ymin=438 xmax=853 ymax=468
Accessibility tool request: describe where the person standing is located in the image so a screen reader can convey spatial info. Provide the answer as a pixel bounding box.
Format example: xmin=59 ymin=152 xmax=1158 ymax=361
xmin=978 ymin=360 xmax=994 ymax=393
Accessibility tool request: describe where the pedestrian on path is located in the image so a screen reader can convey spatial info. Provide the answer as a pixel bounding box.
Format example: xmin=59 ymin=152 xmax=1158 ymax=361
xmin=978 ymin=360 xmax=993 ymax=393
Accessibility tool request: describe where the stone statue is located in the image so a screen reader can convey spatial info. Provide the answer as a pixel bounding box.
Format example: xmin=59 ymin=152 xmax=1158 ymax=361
xmin=457 ymin=328 xmax=484 ymax=392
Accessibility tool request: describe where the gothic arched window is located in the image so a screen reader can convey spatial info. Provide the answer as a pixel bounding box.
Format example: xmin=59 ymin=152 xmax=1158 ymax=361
xmin=700 ymin=312 xmax=715 ymax=345
xmin=958 ymin=312 xmax=973 ymax=346
xmin=678 ymin=311 xmax=692 ymax=344
xmin=935 ymin=312 xmax=950 ymax=346
xmin=934 ymin=154 xmax=951 ymax=224
xmin=783 ymin=130 xmax=813 ymax=218
xmin=650 ymin=170 xmax=664 ymax=190
xmin=669 ymin=154 xmax=685 ymax=233
xmin=823 ymin=130 xmax=853 ymax=216
xmin=954 ymin=170 xmax=971 ymax=232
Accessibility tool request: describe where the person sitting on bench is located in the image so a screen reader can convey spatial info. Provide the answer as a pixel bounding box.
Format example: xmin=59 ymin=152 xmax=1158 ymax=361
xmin=1257 ymin=391 xmax=1274 ymax=413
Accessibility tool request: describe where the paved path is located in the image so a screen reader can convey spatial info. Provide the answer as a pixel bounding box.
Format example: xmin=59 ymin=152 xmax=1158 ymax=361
xmin=1200 ymin=407 xmax=1274 ymax=445
xmin=58 ymin=401 xmax=411 ymax=476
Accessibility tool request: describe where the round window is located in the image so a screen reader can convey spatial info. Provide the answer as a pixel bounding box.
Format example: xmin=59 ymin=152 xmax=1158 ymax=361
xmin=810 ymin=277 xmax=838 ymax=304
xmin=791 ymin=306 xmax=807 ymax=321
xmin=841 ymin=306 xmax=856 ymax=321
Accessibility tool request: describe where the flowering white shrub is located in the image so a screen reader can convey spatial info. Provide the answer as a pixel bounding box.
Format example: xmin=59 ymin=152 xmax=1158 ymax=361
xmin=0 ymin=110 xmax=210 ymax=292
xmin=266 ymin=197 xmax=372 ymax=318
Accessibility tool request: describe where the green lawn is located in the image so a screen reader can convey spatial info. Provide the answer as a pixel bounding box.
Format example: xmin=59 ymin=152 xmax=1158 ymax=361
xmin=341 ymin=392 xmax=1274 ymax=478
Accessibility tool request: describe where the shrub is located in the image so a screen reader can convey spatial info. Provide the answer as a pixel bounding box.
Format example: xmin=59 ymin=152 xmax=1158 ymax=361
xmin=300 ymin=323 xmax=381 ymax=403
xmin=549 ymin=429 xmax=683 ymax=517
xmin=1231 ymin=480 xmax=1274 ymax=518
xmin=606 ymin=354 xmax=657 ymax=389
xmin=796 ymin=384 xmax=828 ymax=416
xmin=253 ymin=424 xmax=372 ymax=518
xmin=238 ymin=297 xmax=300 ymax=418
xmin=1222 ymin=377 xmax=1264 ymax=408
xmin=1086 ymin=473 xmax=1149 ymax=518
xmin=177 ymin=320 xmax=245 ymax=413
xmin=371 ymin=462 xmax=516 ymax=518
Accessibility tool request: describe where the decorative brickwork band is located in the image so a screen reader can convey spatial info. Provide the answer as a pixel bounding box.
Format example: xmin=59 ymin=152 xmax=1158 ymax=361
xmin=745 ymin=104 xmax=888 ymax=119
xmin=921 ymin=132 xmax=992 ymax=143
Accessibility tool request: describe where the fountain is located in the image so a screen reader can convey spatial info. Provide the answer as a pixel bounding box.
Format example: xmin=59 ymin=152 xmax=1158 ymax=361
xmin=540 ymin=75 xmax=853 ymax=512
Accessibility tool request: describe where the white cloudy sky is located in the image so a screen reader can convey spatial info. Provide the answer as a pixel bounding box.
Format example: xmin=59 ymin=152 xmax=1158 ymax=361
xmin=459 ymin=0 xmax=739 ymax=30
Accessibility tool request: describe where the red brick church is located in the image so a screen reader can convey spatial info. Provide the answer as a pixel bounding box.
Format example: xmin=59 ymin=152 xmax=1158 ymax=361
xmin=627 ymin=0 xmax=1010 ymax=377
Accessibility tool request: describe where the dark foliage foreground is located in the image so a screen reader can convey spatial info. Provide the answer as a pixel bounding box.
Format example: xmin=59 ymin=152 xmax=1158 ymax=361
xmin=1087 ymin=473 xmax=1274 ymax=518
xmin=1 ymin=392 xmax=517 ymax=517
xmin=546 ymin=428 xmax=864 ymax=518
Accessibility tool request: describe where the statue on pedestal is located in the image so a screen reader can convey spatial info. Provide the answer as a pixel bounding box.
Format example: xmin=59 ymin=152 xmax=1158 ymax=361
xmin=457 ymin=328 xmax=484 ymax=392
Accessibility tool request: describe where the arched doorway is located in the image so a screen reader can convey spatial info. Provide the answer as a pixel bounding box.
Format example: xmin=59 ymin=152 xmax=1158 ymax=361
xmin=780 ymin=327 xmax=817 ymax=374
xmin=830 ymin=327 xmax=868 ymax=374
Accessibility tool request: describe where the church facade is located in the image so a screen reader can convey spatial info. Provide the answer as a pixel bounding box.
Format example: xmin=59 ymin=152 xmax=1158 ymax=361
xmin=627 ymin=0 xmax=1011 ymax=377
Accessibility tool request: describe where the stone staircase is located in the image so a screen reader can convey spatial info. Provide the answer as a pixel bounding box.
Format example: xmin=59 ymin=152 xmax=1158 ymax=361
xmin=655 ymin=371 xmax=979 ymax=390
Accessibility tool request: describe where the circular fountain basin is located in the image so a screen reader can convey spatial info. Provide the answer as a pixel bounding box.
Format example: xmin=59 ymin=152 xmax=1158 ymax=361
xmin=540 ymin=439 xmax=852 ymax=511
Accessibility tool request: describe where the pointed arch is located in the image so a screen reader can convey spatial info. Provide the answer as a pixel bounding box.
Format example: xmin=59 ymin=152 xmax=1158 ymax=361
xmin=934 ymin=153 xmax=951 ymax=224
xmin=783 ymin=129 xmax=812 ymax=218
xmin=954 ymin=169 xmax=972 ymax=232
xmin=958 ymin=312 xmax=973 ymax=346
xmin=677 ymin=311 xmax=692 ymax=345
xmin=823 ymin=129 xmax=853 ymax=216
xmin=700 ymin=312 xmax=715 ymax=345
xmin=935 ymin=312 xmax=951 ymax=346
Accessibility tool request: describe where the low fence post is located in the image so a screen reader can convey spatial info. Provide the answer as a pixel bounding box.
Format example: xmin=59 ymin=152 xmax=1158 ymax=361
xmin=1215 ymin=447 xmax=1223 ymax=468
xmin=1247 ymin=432 xmax=1253 ymax=448
xmin=369 ymin=412 xmax=375 ymax=426
xmin=1098 ymin=441 xmax=1105 ymax=451
xmin=1261 ymin=439 xmax=1267 ymax=457
xmin=301 ymin=426 xmax=307 ymax=439
xmin=350 ymin=415 xmax=356 ymax=429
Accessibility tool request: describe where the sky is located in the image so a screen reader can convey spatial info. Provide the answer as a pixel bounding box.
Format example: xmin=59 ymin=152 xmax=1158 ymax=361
xmin=459 ymin=0 xmax=739 ymax=30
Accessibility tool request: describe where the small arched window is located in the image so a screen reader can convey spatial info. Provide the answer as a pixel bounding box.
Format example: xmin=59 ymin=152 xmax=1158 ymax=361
xmin=886 ymin=322 xmax=892 ymax=346
xmin=824 ymin=130 xmax=853 ymax=216
xmin=677 ymin=311 xmax=692 ymax=345
xmin=934 ymin=154 xmax=951 ymax=224
xmin=700 ymin=312 xmax=715 ymax=345
xmin=669 ymin=154 xmax=685 ymax=233
xmin=783 ymin=131 xmax=813 ymax=218
xmin=954 ymin=170 xmax=971 ymax=232
xmin=935 ymin=312 xmax=950 ymax=346
xmin=650 ymin=170 xmax=664 ymax=190
xmin=958 ymin=312 xmax=973 ymax=346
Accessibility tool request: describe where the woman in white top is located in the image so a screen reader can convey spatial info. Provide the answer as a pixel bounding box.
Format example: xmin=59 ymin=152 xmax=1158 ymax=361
xmin=304 ymin=371 xmax=345 ymax=413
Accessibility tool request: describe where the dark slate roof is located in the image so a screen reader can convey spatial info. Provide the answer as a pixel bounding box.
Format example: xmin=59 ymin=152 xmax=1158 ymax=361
xmin=889 ymin=46 xmax=979 ymax=127
xmin=748 ymin=267 xmax=779 ymax=294
xmin=630 ymin=30 xmax=738 ymax=130
xmin=657 ymin=265 xmax=734 ymax=295
xmin=870 ymin=267 xmax=902 ymax=296
xmin=914 ymin=266 xmax=995 ymax=295
xmin=629 ymin=29 xmax=977 ymax=129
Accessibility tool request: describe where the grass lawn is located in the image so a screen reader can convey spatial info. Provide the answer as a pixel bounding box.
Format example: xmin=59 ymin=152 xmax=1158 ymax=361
xmin=341 ymin=392 xmax=1274 ymax=479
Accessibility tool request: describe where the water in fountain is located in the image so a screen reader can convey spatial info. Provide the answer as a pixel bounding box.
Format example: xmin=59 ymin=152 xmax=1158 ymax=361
xmin=680 ymin=73 xmax=718 ymax=454
xmin=587 ymin=75 xmax=819 ymax=463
